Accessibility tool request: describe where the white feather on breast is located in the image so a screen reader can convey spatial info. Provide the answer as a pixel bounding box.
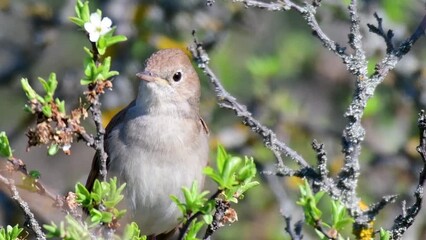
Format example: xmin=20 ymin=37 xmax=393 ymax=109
xmin=106 ymin=107 xmax=208 ymax=235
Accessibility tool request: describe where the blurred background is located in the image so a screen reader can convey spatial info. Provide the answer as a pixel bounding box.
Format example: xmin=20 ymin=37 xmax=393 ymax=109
xmin=1 ymin=0 xmax=426 ymax=239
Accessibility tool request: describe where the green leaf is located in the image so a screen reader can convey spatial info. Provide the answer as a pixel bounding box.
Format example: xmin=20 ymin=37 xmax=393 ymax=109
xmin=84 ymin=59 xmax=94 ymax=78
xmin=69 ymin=17 xmax=85 ymax=27
xmin=83 ymin=47 xmax=93 ymax=58
xmin=29 ymin=170 xmax=41 ymax=179
xmin=0 ymin=132 xmax=13 ymax=158
xmin=379 ymin=228 xmax=391 ymax=240
xmin=314 ymin=191 xmax=325 ymax=204
xmin=48 ymin=144 xmax=59 ymax=156
xmin=216 ymin=144 xmax=228 ymax=173
xmin=202 ymin=214 xmax=213 ymax=225
xmin=105 ymin=70 xmax=119 ymax=79
xmin=0 ymin=224 xmax=23 ymax=240
xmin=97 ymin=35 xmax=107 ymax=55
xmin=80 ymin=78 xmax=94 ymax=85
xmin=184 ymin=220 xmax=204 ymax=240
xmin=55 ymin=98 xmax=66 ymax=114
xmin=221 ymin=156 xmax=242 ymax=187
xmin=102 ymin=56 xmax=112 ymax=72
xmin=123 ymin=222 xmax=147 ymax=240
xmin=75 ymin=183 xmax=91 ymax=205
xmin=21 ymin=78 xmax=45 ymax=104
xmin=44 ymin=222 xmax=60 ymax=237
xmin=42 ymin=105 xmax=52 ymax=117
xmin=90 ymin=208 xmax=102 ymax=224
xmin=101 ymin=211 xmax=113 ymax=223
xmin=236 ymin=181 xmax=259 ymax=196
xmin=80 ymin=0 xmax=90 ymax=22
xmin=170 ymin=195 xmax=187 ymax=214
xmin=203 ymin=167 xmax=223 ymax=186
xmin=106 ymin=35 xmax=128 ymax=47
xmin=38 ymin=73 xmax=57 ymax=101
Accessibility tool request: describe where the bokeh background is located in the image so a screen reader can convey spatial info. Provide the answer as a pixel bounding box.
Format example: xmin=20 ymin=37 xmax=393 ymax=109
xmin=1 ymin=0 xmax=426 ymax=239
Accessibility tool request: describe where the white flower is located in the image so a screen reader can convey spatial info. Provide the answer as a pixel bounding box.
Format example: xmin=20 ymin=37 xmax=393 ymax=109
xmin=84 ymin=12 xmax=112 ymax=42
xmin=62 ymin=144 xmax=71 ymax=151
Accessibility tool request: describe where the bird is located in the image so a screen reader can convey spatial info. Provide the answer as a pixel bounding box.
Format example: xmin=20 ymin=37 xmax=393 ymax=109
xmin=86 ymin=48 xmax=209 ymax=239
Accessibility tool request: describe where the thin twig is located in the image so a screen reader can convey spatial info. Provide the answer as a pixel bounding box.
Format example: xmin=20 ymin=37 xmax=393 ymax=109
xmin=284 ymin=217 xmax=303 ymax=240
xmin=233 ymin=0 xmax=302 ymax=12
xmin=189 ymin=33 xmax=310 ymax=170
xmin=347 ymin=0 xmax=368 ymax=77
xmin=87 ymin=41 xmax=108 ymax=182
xmin=205 ymin=0 xmax=426 ymax=237
xmin=203 ymin=199 xmax=231 ymax=239
xmin=366 ymin=195 xmax=397 ymax=222
xmin=7 ymin=157 xmax=56 ymax=202
xmin=390 ymin=110 xmax=426 ymax=239
xmin=0 ymin=174 xmax=46 ymax=240
xmin=89 ymin=96 xmax=108 ymax=181
xmin=366 ymin=13 xmax=395 ymax=54
xmin=312 ymin=140 xmax=328 ymax=181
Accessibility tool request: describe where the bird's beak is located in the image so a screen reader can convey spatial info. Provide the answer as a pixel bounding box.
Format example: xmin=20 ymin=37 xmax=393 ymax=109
xmin=137 ymin=71 xmax=164 ymax=83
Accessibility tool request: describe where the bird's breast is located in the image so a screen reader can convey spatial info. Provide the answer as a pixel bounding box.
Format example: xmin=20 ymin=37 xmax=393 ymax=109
xmin=106 ymin=113 xmax=208 ymax=235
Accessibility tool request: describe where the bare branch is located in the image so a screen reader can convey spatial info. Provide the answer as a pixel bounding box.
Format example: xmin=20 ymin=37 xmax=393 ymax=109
xmin=390 ymin=110 xmax=426 ymax=239
xmin=365 ymin=195 xmax=397 ymax=222
xmin=284 ymin=217 xmax=303 ymax=240
xmin=0 ymin=175 xmax=46 ymax=240
xmin=7 ymin=157 xmax=56 ymax=202
xmin=233 ymin=0 xmax=302 ymax=12
xmin=189 ymin=34 xmax=310 ymax=169
xmin=89 ymin=95 xmax=108 ymax=181
xmin=367 ymin=13 xmax=395 ymax=54
xmin=347 ymin=0 xmax=368 ymax=78
xmin=198 ymin=1 xmax=426 ymax=238
xmin=312 ymin=139 xmax=328 ymax=181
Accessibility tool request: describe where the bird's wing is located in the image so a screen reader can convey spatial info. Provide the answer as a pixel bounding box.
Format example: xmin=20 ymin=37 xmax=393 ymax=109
xmin=85 ymin=100 xmax=136 ymax=192
xmin=199 ymin=116 xmax=209 ymax=136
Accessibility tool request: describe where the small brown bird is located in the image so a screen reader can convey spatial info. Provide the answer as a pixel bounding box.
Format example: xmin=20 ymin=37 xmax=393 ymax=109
xmin=86 ymin=48 xmax=209 ymax=238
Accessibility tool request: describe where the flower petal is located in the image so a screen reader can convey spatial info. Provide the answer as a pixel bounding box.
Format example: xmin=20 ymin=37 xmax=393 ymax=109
xmin=89 ymin=32 xmax=100 ymax=42
xmin=101 ymin=17 xmax=112 ymax=28
xmin=89 ymin=12 xmax=101 ymax=25
xmin=84 ymin=22 xmax=95 ymax=33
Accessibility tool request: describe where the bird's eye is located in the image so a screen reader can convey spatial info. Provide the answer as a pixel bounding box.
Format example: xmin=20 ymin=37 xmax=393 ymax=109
xmin=173 ymin=71 xmax=183 ymax=82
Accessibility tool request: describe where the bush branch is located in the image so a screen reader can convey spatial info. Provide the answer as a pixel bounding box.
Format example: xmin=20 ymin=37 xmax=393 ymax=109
xmin=189 ymin=33 xmax=310 ymax=170
xmin=0 ymin=174 xmax=46 ymax=240
xmin=390 ymin=110 xmax=426 ymax=239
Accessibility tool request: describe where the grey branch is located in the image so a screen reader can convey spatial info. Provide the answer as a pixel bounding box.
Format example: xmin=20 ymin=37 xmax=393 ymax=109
xmin=204 ymin=0 xmax=426 ymax=237
xmin=189 ymin=34 xmax=310 ymax=170
xmin=0 ymin=175 xmax=46 ymax=240
xmin=390 ymin=110 xmax=426 ymax=239
xmin=89 ymin=97 xmax=108 ymax=181
xmin=366 ymin=195 xmax=397 ymax=222
xmin=367 ymin=13 xmax=395 ymax=53
xmin=284 ymin=217 xmax=303 ymax=240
